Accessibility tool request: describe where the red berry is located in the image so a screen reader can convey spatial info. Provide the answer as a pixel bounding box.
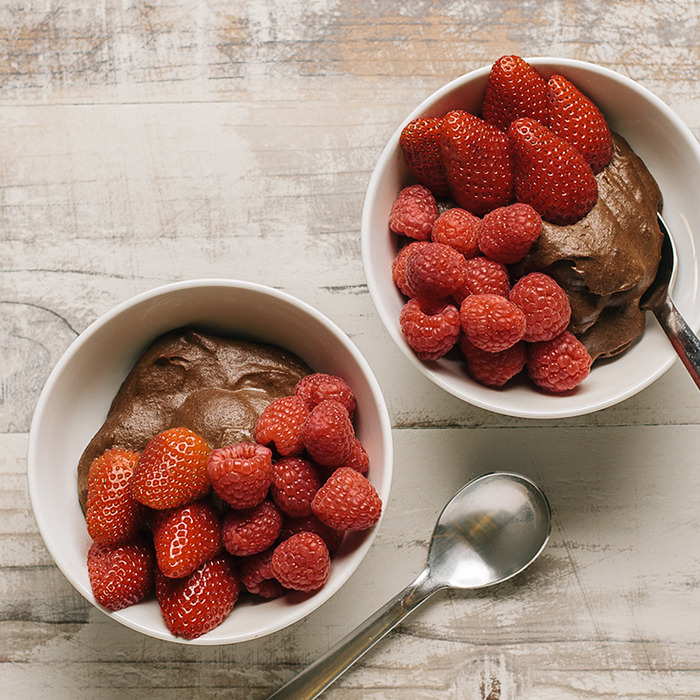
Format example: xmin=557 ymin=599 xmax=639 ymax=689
xmin=222 ymin=500 xmax=282 ymax=557
xmin=271 ymin=531 xmax=330 ymax=592
xmin=527 ymin=330 xmax=592 ymax=392
xmin=510 ymin=272 xmax=571 ymax=342
xmin=388 ymin=184 xmax=438 ymax=241
xmin=87 ymin=534 xmax=155 ymax=611
xmin=239 ymin=549 xmax=285 ymax=599
xmin=460 ymin=337 xmax=527 ymax=387
xmin=156 ymin=554 xmax=240 ymax=640
xmin=151 ymin=501 xmax=222 ymax=579
xmin=404 ymin=241 xmax=468 ymax=300
xmin=311 ymin=467 xmax=382 ymax=532
xmin=509 ymin=117 xmax=598 ymax=226
xmin=254 ymin=395 xmax=309 ymax=456
xmin=301 ymin=400 xmax=355 ymax=468
xmin=270 ymin=456 xmax=321 ymax=518
xmin=131 ymin=427 xmax=211 ymax=510
xmin=399 ymin=297 xmax=461 ymax=361
xmin=280 ymin=514 xmax=345 ymax=553
xmin=439 ymin=109 xmax=514 ymax=216
xmin=392 ymin=241 xmax=429 ymax=297
xmin=340 ymin=437 xmax=369 ymax=475
xmin=460 ymin=294 xmax=526 ymax=353
xmin=86 ymin=448 xmax=146 ymax=546
xmin=399 ymin=117 xmax=450 ymax=197
xmin=207 ymin=442 xmax=273 ymax=509
xmin=481 ymin=55 xmax=550 ymax=131
xmin=431 ymin=208 xmax=480 ymax=258
xmin=547 ymin=74 xmax=613 ymax=174
xmin=453 ymin=257 xmax=511 ymax=303
xmin=479 ymin=203 xmax=542 ymax=264
xmin=294 ymin=372 xmax=357 ymax=419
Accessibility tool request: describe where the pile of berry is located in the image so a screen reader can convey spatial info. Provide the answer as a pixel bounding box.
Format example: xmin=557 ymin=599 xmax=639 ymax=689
xmin=389 ymin=55 xmax=605 ymax=393
xmin=84 ymin=373 xmax=382 ymax=640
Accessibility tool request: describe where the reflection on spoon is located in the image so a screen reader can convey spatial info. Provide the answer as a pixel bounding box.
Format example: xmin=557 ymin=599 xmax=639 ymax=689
xmin=268 ymin=471 xmax=552 ymax=699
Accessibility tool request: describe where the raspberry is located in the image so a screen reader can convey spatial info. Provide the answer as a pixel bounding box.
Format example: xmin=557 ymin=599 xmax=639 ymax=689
xmin=239 ymin=549 xmax=285 ymax=599
xmin=152 ymin=501 xmax=222 ymax=579
xmin=509 ymin=272 xmax=571 ymax=342
xmin=388 ymin=184 xmax=438 ymax=241
xmin=430 ymin=207 xmax=481 ymax=258
xmin=404 ymin=241 xmax=467 ymax=300
xmin=392 ymin=241 xmax=429 ymax=297
xmin=280 ymin=514 xmax=345 ymax=553
xmin=271 ymin=532 xmax=331 ymax=592
xmin=460 ymin=337 xmax=527 ymax=387
xmin=207 ymin=442 xmax=273 ymax=509
xmin=460 ymin=293 xmax=526 ymax=353
xmin=222 ymin=500 xmax=282 ymax=557
xmin=311 ymin=467 xmax=383 ymax=531
xmin=340 ymin=437 xmax=369 ymax=474
xmin=270 ymin=456 xmax=321 ymax=517
xmin=479 ymin=203 xmax=542 ymax=264
xmin=301 ymin=400 xmax=355 ymax=468
xmin=527 ymin=330 xmax=592 ymax=392
xmin=294 ymin=373 xmax=357 ymax=419
xmin=399 ymin=297 xmax=460 ymax=361
xmin=87 ymin=534 xmax=155 ymax=611
xmin=453 ymin=256 xmax=510 ymax=304
xmin=253 ymin=395 xmax=309 ymax=456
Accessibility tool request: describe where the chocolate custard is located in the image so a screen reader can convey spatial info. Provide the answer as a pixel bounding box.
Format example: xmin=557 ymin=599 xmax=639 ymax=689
xmin=77 ymin=329 xmax=310 ymax=510
xmin=514 ymin=134 xmax=663 ymax=360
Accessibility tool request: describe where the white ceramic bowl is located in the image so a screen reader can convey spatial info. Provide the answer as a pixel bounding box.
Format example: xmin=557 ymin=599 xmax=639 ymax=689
xmin=362 ymin=57 xmax=700 ymax=419
xmin=27 ymin=279 xmax=393 ymax=644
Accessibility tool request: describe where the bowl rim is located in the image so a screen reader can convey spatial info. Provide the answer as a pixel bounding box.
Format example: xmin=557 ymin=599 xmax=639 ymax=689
xmin=27 ymin=278 xmax=394 ymax=644
xmin=361 ymin=57 xmax=700 ymax=419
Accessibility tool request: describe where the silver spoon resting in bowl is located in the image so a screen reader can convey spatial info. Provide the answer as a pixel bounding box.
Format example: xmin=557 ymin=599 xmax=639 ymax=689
xmin=640 ymin=214 xmax=700 ymax=388
xmin=268 ymin=471 xmax=552 ymax=699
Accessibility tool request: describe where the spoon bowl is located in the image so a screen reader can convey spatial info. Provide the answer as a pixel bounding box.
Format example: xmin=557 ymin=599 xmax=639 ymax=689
xmin=269 ymin=472 xmax=551 ymax=699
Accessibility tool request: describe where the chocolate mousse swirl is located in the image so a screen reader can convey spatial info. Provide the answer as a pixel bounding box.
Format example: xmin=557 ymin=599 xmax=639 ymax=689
xmin=514 ymin=134 xmax=663 ymax=361
xmin=77 ymin=329 xmax=310 ymax=510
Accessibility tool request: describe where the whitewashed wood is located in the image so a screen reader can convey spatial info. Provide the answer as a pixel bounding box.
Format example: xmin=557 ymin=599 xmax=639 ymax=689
xmin=2 ymin=0 xmax=700 ymax=697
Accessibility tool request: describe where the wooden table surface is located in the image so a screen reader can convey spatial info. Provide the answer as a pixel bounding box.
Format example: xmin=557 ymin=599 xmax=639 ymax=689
xmin=3 ymin=1 xmax=700 ymax=698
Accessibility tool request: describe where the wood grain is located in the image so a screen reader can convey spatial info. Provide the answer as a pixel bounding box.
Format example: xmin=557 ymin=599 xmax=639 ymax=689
xmin=2 ymin=0 xmax=700 ymax=697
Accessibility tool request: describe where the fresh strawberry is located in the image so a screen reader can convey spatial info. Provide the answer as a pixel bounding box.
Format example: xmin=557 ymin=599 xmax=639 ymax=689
xmin=151 ymin=501 xmax=222 ymax=579
xmin=239 ymin=548 xmax=285 ymax=599
xmin=294 ymin=373 xmax=357 ymax=419
xmin=131 ymin=427 xmax=211 ymax=510
xmin=399 ymin=117 xmax=450 ymax=197
xmin=271 ymin=532 xmax=331 ymax=592
xmin=222 ymin=499 xmax=282 ymax=557
xmin=509 ymin=117 xmax=598 ymax=225
xmin=254 ymin=395 xmax=309 ymax=457
xmin=270 ymin=456 xmax=321 ymax=518
xmin=86 ymin=448 xmax=146 ymax=546
xmin=207 ymin=442 xmax=273 ymax=509
xmin=440 ymin=110 xmax=514 ymax=216
xmin=87 ymin=534 xmax=155 ymax=611
xmin=311 ymin=467 xmax=383 ymax=531
xmin=301 ymin=400 xmax=355 ymax=468
xmin=481 ymin=55 xmax=550 ymax=131
xmin=156 ymin=554 xmax=240 ymax=640
xmin=547 ymin=74 xmax=613 ymax=174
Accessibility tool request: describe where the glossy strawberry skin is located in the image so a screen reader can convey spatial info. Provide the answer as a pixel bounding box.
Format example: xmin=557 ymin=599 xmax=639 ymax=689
xmin=399 ymin=117 xmax=450 ymax=198
xmin=131 ymin=427 xmax=211 ymax=510
xmin=547 ymin=73 xmax=613 ymax=174
xmin=481 ymin=55 xmax=550 ymax=131
xmin=156 ymin=554 xmax=240 ymax=640
xmin=86 ymin=448 xmax=146 ymax=546
xmin=508 ymin=117 xmax=598 ymax=226
xmin=439 ymin=110 xmax=514 ymax=216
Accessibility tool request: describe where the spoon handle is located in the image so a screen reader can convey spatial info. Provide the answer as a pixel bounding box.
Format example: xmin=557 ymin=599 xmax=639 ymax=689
xmin=654 ymin=296 xmax=700 ymax=388
xmin=267 ymin=567 xmax=442 ymax=699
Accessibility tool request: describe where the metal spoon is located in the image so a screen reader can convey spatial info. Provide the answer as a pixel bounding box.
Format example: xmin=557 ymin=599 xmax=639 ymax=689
xmin=640 ymin=214 xmax=700 ymax=388
xmin=268 ymin=471 xmax=551 ymax=699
